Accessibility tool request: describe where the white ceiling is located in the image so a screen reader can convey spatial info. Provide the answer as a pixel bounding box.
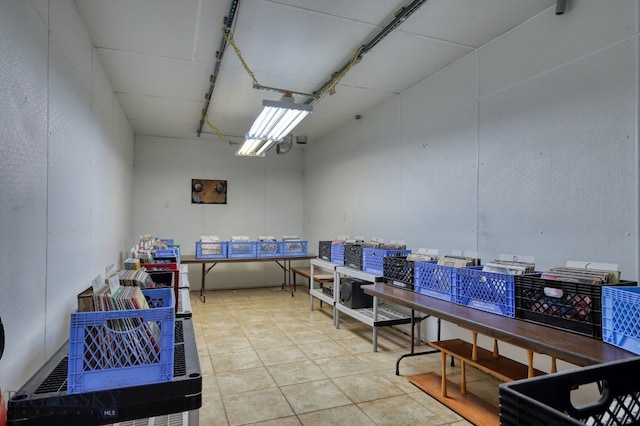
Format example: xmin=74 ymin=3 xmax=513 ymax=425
xmin=74 ymin=0 xmax=556 ymax=146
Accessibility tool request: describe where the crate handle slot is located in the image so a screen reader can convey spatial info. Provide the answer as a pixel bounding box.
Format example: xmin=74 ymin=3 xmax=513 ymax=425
xmin=543 ymin=287 xmax=564 ymax=298
xmin=566 ymin=380 xmax=611 ymax=418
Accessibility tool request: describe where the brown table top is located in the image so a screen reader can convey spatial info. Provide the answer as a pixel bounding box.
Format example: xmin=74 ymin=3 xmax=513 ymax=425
xmin=363 ymin=283 xmax=636 ymax=367
xmin=181 ymin=254 xmax=317 ymax=264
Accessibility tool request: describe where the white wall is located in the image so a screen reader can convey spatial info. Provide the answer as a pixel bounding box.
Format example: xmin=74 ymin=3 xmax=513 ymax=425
xmin=304 ymin=0 xmax=639 ymax=370
xmin=133 ymin=135 xmax=305 ymax=289
xmin=0 ymin=0 xmax=134 ymax=392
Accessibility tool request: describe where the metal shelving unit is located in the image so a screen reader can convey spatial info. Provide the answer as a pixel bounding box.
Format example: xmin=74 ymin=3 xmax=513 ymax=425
xmin=308 ymin=258 xmax=338 ymax=312
xmin=335 ymin=266 xmax=419 ymax=352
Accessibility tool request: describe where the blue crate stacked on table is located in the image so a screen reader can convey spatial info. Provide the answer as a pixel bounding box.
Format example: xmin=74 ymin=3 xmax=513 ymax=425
xmin=67 ymin=287 xmax=175 ymax=394
xmin=413 ymin=255 xmax=480 ymax=303
xmin=196 ymin=236 xmax=308 ymax=259
xmin=602 ymin=285 xmax=640 ymax=354
xmin=363 ymin=247 xmax=411 ymax=275
xmin=281 ymin=237 xmax=308 ymax=256
xmin=196 ymin=236 xmax=227 ymax=259
xmin=451 ymin=257 xmax=535 ymax=318
xmin=256 ymin=239 xmax=284 ymax=258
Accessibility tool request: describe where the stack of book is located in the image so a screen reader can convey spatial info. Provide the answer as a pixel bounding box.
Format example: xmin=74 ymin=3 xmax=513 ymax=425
xmin=124 ymin=258 xmax=141 ymax=270
xmin=541 ymin=266 xmax=619 ymax=284
xmin=438 ymin=255 xmax=481 ymax=268
xmin=117 ymin=269 xmax=154 ymax=288
xmin=482 ymin=259 xmax=535 ymax=275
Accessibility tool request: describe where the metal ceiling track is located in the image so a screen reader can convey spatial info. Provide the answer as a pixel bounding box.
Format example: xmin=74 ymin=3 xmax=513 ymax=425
xmin=305 ymin=0 xmax=428 ymax=105
xmin=197 ymin=0 xmax=239 ymax=137
xmin=197 ymin=0 xmax=426 ymax=137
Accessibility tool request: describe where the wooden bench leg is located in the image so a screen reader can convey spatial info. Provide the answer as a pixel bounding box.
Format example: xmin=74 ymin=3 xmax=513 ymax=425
xmin=471 ymin=331 xmax=478 ymax=362
xmin=551 ymin=356 xmax=557 ymax=373
xmin=441 ymin=350 xmax=448 ymax=398
xmin=460 ymin=360 xmax=466 ymax=394
xmin=527 ymin=350 xmax=534 ymax=378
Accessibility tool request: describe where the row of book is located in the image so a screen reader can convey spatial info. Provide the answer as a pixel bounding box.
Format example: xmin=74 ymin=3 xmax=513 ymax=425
xmin=482 ymin=259 xmax=536 ymax=275
xmin=90 ymin=283 xmax=162 ymax=362
xmin=540 ymin=266 xmax=620 ymax=285
xmin=117 ymin=269 xmax=155 ymax=288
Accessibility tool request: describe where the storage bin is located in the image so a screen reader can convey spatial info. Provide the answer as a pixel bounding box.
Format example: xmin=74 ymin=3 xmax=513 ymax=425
xmin=67 ymin=288 xmax=175 ymax=394
xmin=318 ymin=241 xmax=332 ymax=261
xmin=227 ymin=241 xmax=257 ymax=258
xmin=414 ymin=261 xmax=462 ymax=302
xmin=195 ymin=241 xmax=227 ymax=259
xmin=383 ymin=256 xmax=416 ymax=285
xmin=363 ymin=248 xmax=411 ymax=276
xmin=602 ymin=286 xmax=640 ymax=354
xmin=282 ymin=240 xmax=308 ymax=256
xmin=257 ymin=241 xmax=284 ymax=258
xmin=331 ymin=242 xmax=345 ymax=265
xmin=344 ymin=243 xmax=363 ymax=270
xmin=147 ymin=271 xmax=174 ymax=288
xmin=500 ymin=357 xmax=640 ymax=426
xmin=454 ymin=267 xmax=516 ymax=317
xmin=517 ymin=275 xmax=635 ymax=339
xmin=154 ymin=247 xmax=180 ymax=263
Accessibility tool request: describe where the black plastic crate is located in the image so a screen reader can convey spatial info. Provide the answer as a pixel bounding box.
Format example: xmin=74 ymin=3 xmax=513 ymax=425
xmin=319 ymin=241 xmax=332 ymax=261
xmin=383 ymin=256 xmax=414 ymax=284
xmin=500 ymin=357 xmax=640 ymax=426
xmin=344 ymin=243 xmax=363 ymax=270
xmin=515 ymin=274 xmax=636 ymax=339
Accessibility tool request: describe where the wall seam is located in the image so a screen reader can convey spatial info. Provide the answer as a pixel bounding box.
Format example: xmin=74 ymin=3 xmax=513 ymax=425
xmin=636 ymin=0 xmax=639 ymax=282
xmin=44 ymin=0 xmax=51 ymax=359
xmin=478 ymin=35 xmax=638 ymax=102
xmin=475 ymin=49 xmax=480 ymax=252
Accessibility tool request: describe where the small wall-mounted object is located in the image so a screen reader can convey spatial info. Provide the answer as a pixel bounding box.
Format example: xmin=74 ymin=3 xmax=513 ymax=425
xmin=192 ymin=179 xmax=227 ymax=204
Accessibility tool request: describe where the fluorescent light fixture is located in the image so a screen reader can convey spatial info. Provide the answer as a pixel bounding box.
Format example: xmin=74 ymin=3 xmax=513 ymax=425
xmin=236 ymin=94 xmax=312 ymax=157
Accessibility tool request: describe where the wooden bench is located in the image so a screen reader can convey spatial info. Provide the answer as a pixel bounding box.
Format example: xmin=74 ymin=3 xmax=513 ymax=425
xmin=291 ymin=267 xmax=333 ymax=292
xmin=363 ymin=283 xmax=636 ymax=426
xmin=417 ymin=333 xmax=546 ymax=425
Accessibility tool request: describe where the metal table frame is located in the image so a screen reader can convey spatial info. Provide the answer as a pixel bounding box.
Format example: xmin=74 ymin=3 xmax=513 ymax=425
xmin=181 ymin=254 xmax=317 ymax=301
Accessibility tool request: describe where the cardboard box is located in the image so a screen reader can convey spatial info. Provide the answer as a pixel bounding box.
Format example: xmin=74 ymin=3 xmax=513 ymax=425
xmin=77 ymin=286 xmax=94 ymax=312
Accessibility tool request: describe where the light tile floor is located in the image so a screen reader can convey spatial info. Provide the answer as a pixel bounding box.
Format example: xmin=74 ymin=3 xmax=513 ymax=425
xmin=191 ymin=286 xmax=502 ymax=425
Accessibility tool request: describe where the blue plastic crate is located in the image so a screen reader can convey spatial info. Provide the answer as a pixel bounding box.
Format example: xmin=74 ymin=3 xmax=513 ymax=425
xmin=363 ymin=248 xmax=412 ymax=275
xmin=227 ymin=241 xmax=257 ymax=258
xmin=414 ymin=261 xmax=459 ymax=302
xmin=256 ymin=241 xmax=284 ymax=258
xmin=454 ymin=267 xmax=516 ymax=317
xmin=67 ymin=288 xmax=175 ymax=394
xmin=282 ymin=240 xmax=308 ymax=256
xmin=196 ymin=241 xmax=227 ymax=259
xmin=330 ymin=243 xmax=345 ymax=265
xmin=154 ymin=247 xmax=180 ymax=263
xmin=602 ymin=286 xmax=640 ymax=355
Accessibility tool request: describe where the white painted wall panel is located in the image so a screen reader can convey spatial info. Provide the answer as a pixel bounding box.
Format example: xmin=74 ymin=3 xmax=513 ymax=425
xmin=45 ymin=38 xmax=94 ymax=358
xmin=133 ymin=135 xmax=305 ymax=289
xmin=479 ymin=0 xmax=636 ymax=98
xmin=399 ymin=53 xmax=479 ymax=253
xmin=92 ymin=50 xmax=114 ymax=122
xmin=0 ymin=0 xmax=49 ymax=392
xmin=50 ymin=0 xmax=93 ymax=93
xmin=478 ymin=39 xmax=637 ymax=274
xmin=303 ymin=0 xmax=639 ymax=359
xmin=113 ymin=96 xmax=134 ymax=147
xmin=1 ymin=0 xmax=134 ymax=391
